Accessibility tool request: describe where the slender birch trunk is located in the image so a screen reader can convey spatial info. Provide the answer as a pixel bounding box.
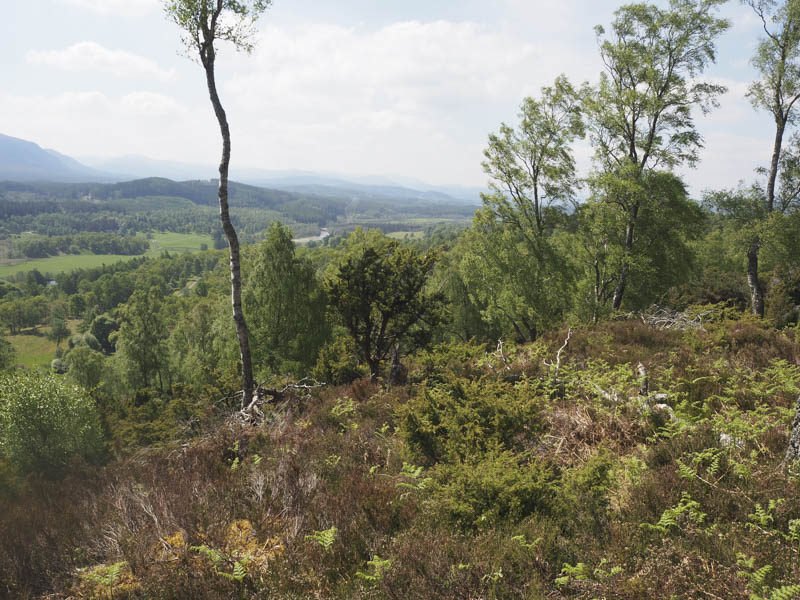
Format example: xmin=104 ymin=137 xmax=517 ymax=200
xmin=201 ymin=41 xmax=255 ymax=408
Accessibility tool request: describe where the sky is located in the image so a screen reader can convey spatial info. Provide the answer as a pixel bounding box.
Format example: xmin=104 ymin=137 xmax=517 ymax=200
xmin=0 ymin=0 xmax=780 ymax=194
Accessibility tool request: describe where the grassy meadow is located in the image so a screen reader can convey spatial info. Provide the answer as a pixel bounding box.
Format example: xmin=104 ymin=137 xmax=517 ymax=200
xmin=0 ymin=233 xmax=214 ymax=279
xmin=7 ymin=319 xmax=79 ymax=368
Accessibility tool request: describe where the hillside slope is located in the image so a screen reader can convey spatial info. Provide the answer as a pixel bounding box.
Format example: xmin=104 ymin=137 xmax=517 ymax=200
xmin=0 ymin=134 xmax=112 ymax=182
xmin=1 ymin=315 xmax=799 ymax=599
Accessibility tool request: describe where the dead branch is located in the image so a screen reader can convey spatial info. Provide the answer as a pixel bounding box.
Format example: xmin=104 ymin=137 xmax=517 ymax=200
xmin=641 ymin=305 xmax=709 ymax=331
xmin=591 ymin=382 xmax=620 ymax=404
xmin=544 ymin=328 xmax=572 ymax=377
xmin=786 ymin=393 xmax=800 ymax=462
xmin=637 ymin=362 xmax=649 ymax=396
xmin=486 ymin=339 xmax=511 ymax=374
xmin=237 ymin=378 xmax=326 ymax=424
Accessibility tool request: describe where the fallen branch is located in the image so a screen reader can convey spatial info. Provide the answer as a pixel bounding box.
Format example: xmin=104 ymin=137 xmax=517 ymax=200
xmin=237 ymin=378 xmax=326 ymax=423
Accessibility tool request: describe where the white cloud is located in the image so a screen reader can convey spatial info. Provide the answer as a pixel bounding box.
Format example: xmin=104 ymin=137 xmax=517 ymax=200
xmin=4 ymin=3 xmax=775 ymax=189
xmin=26 ymin=42 xmax=174 ymax=81
xmin=219 ymin=21 xmax=542 ymax=183
xmin=121 ymin=91 xmax=184 ymax=115
xmin=58 ymin=0 xmax=158 ymax=17
xmin=0 ymin=91 xmax=215 ymax=164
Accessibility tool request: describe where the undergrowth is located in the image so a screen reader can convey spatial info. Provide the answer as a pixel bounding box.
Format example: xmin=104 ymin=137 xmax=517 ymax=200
xmin=1 ymin=316 xmax=799 ymax=599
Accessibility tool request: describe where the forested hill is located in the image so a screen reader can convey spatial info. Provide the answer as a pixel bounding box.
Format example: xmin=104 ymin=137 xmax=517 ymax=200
xmin=0 ymin=178 xmax=478 ymax=248
xmin=0 ymin=178 xmax=325 ymax=210
xmin=0 ymin=177 xmax=476 ymax=223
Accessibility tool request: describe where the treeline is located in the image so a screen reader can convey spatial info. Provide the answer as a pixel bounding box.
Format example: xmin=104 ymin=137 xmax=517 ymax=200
xmin=2 ymin=0 xmax=800 ymax=466
xmin=11 ymin=233 xmax=150 ymax=258
xmin=0 ymin=178 xmax=346 ymax=232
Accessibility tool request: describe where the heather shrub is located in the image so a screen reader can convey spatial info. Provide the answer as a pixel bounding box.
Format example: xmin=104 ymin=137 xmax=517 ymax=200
xmin=0 ymin=371 xmax=103 ymax=476
xmin=559 ymin=449 xmax=614 ymax=536
xmin=429 ymin=449 xmax=557 ymax=531
xmin=312 ymin=332 xmax=368 ymax=385
xmin=398 ymin=375 xmax=545 ymax=464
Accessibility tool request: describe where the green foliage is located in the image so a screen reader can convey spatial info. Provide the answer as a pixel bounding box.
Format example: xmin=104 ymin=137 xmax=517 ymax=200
xmin=559 ymin=450 xmax=614 ymax=533
xmin=458 ymin=216 xmax=572 ymax=341
xmin=325 ymin=229 xmax=445 ymax=378
xmin=168 ymin=299 xmax=233 ymax=389
xmin=580 ymin=168 xmax=705 ymax=312
xmin=430 ymin=449 xmax=556 ymax=530
xmin=583 ymin=0 xmax=728 ymax=309
xmin=396 ymin=462 xmax=432 ymax=497
xmin=0 ymin=370 xmax=102 ymax=476
xmin=90 ymin=314 xmax=118 ymax=354
xmin=115 ymin=286 xmax=169 ymax=392
xmin=245 ymin=222 xmax=329 ymax=376
xmin=164 ymin=0 xmax=272 ymax=56
xmin=311 ymin=331 xmax=367 ymax=385
xmin=398 ymin=376 xmax=544 ymax=463
xmin=79 ymin=561 xmax=126 ymax=598
xmin=465 ymin=75 xmax=585 ymax=339
xmin=305 ymin=526 xmax=338 ymax=551
xmin=555 ymin=562 xmax=590 ymax=586
xmin=12 ymin=233 xmax=149 ymax=259
xmin=66 ymin=345 xmax=106 ymax=391
xmin=641 ymin=492 xmax=707 ymax=535
xmin=0 ymin=295 xmax=48 ymax=334
xmin=191 ymin=544 xmax=250 ymax=582
xmin=355 ymin=555 xmax=392 ymax=582
xmin=738 ymin=554 xmax=800 ymax=600
xmin=482 ymin=75 xmax=585 ymax=230
xmin=0 ymin=337 xmax=15 ymax=370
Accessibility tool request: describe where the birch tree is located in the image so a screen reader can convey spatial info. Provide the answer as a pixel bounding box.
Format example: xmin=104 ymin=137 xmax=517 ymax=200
xmin=742 ymin=0 xmax=800 ymax=315
xmin=586 ymin=0 xmax=728 ymax=310
xmin=163 ymin=0 xmax=270 ymax=407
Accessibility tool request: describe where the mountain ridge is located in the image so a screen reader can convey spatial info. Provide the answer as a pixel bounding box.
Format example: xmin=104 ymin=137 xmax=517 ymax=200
xmin=1 ymin=133 xmax=482 ymax=205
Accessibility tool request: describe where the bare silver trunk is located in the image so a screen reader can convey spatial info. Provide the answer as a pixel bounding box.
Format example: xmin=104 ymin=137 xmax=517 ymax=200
xmin=202 ymin=44 xmax=255 ymax=408
xmin=747 ymin=238 xmax=765 ymax=318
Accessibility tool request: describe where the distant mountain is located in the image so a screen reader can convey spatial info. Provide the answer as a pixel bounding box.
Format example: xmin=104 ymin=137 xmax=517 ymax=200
xmin=248 ymin=176 xmax=478 ymax=206
xmin=0 ymin=134 xmax=114 ymax=182
xmin=80 ymin=155 xmax=215 ymax=182
xmin=0 ymin=134 xmax=483 ymax=204
xmin=81 ymin=154 xmax=483 ymax=206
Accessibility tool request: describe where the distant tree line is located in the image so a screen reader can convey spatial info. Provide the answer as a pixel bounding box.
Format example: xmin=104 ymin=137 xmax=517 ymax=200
xmin=11 ymin=233 xmax=150 ymax=258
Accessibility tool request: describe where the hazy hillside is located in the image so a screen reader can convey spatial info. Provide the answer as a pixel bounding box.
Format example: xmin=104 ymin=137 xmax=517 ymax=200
xmin=0 ymin=134 xmax=112 ymax=183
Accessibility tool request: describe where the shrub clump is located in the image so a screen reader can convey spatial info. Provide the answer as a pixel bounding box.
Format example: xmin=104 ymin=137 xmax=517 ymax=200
xmin=430 ymin=449 xmax=557 ymax=530
xmin=398 ymin=376 xmax=544 ymax=464
xmin=0 ymin=371 xmax=103 ymax=476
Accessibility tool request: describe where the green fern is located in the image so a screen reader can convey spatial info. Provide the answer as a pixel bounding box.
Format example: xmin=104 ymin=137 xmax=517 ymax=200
xmin=511 ymin=534 xmax=542 ymax=550
xmin=396 ymin=462 xmax=431 ymax=497
xmin=305 ymin=525 xmax=338 ymax=551
xmin=641 ymin=492 xmax=706 ymax=534
xmin=190 ymin=544 xmax=249 ymax=582
xmin=737 ymin=554 xmax=800 ymax=600
xmin=748 ymin=499 xmax=784 ymax=530
xmin=356 ymin=554 xmax=392 ymax=582
xmin=555 ymin=562 xmax=589 ymax=586
xmin=80 ymin=561 xmax=126 ymax=599
xmin=768 ymin=585 xmax=800 ymax=600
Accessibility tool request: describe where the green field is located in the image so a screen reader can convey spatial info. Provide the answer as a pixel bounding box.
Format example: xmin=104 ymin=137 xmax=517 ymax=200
xmin=8 ymin=333 xmax=58 ymax=369
xmin=387 ymin=231 xmax=425 ymax=240
xmin=6 ymin=319 xmax=79 ymax=368
xmin=0 ymin=233 xmax=214 ymax=279
xmin=146 ymin=232 xmax=213 ymax=253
